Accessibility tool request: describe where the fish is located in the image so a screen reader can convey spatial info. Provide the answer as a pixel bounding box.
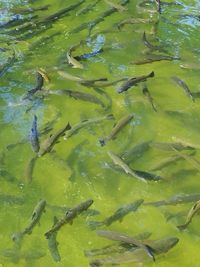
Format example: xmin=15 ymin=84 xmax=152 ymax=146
xmin=64 ymin=114 xmax=114 ymax=140
xmin=149 ymin=154 xmax=182 ymax=171
xmin=67 ymin=45 xmax=84 ymax=69
xmin=131 ymin=55 xmax=180 ymax=65
xmin=171 ymin=76 xmax=194 ymax=102
xmin=74 ymin=48 xmax=103 ymax=60
xmin=70 ymin=0 xmax=129 ymax=34
xmin=10 ymin=5 xmax=50 ymax=15
xmin=48 ymin=216 xmax=61 ymax=262
xmin=120 ymin=141 xmax=151 ymax=164
xmin=88 ymin=199 xmax=143 ymax=229
xmin=38 ymin=122 xmax=71 ymax=156
xmin=145 ymin=193 xmax=200 ymax=206
xmin=0 ymin=194 xmax=24 ymax=205
xmin=0 ymin=51 xmax=15 ymax=78
xmin=99 ymin=114 xmax=134 ymax=146
xmin=89 ymin=237 xmax=179 ymax=266
xmin=45 ymin=199 xmax=94 ymax=239
xmin=30 ymin=115 xmax=40 ymax=153
xmin=24 ymin=155 xmax=38 ymax=183
xmin=142 ymin=85 xmax=157 ymax=112
xmin=0 ymin=169 xmax=18 ymax=183
xmin=76 ymin=0 xmax=100 ymax=16
xmin=96 ymin=230 xmax=155 ymax=261
xmin=142 ymin=32 xmax=166 ymax=53
xmin=23 ymin=200 xmax=46 ymax=235
xmin=117 ymin=71 xmax=155 ymax=93
xmin=104 ymin=0 xmax=127 ymax=12
xmin=117 ymin=18 xmax=154 ymax=29
xmin=23 ymin=72 xmax=44 ymax=100
xmin=38 ymin=68 xmax=50 ymax=82
xmin=38 ymin=89 xmax=105 ymax=107
xmin=131 ymin=170 xmax=162 ymax=181
xmin=177 ymin=200 xmax=200 ymax=230
xmin=107 ymin=151 xmax=148 ymax=182
xmin=150 ymin=141 xmax=195 ymax=151
xmin=171 ymin=146 xmax=200 ymax=172
xmin=85 ymin=232 xmax=152 ymax=257
xmin=156 ymin=0 xmax=161 ymax=13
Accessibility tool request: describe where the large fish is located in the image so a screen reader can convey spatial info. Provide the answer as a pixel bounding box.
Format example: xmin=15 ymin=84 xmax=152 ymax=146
xmin=117 ymin=71 xmax=154 ymax=93
xmin=177 ymin=200 xmax=200 ymax=230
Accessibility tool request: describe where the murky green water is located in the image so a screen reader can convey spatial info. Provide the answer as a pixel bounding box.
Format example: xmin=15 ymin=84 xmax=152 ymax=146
xmin=0 ymin=0 xmax=200 ymax=266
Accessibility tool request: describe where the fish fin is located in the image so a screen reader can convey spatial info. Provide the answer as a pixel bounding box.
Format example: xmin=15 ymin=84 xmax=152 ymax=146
xmin=145 ymin=245 xmax=156 ymax=261
xmin=106 ymin=114 xmax=114 ymax=120
xmin=66 ymin=123 xmax=71 ymax=130
xmin=177 ymin=224 xmax=186 ymax=231
xmin=149 ymin=71 xmax=155 ymax=78
xmin=99 ymin=138 xmax=106 ymax=146
xmin=81 ymin=119 xmax=89 ymax=123
xmin=32 ymin=212 xmax=36 ymax=220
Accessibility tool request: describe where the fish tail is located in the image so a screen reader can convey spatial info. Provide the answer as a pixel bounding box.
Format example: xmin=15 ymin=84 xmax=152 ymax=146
xmin=149 ymin=71 xmax=155 ymax=78
xmin=87 ymin=221 xmax=103 ymax=230
xmin=99 ymin=139 xmax=106 ymax=146
xmin=177 ymin=224 xmax=187 ymax=231
xmin=145 ymin=245 xmax=156 ymax=261
xmin=106 ymin=114 xmax=114 ymax=120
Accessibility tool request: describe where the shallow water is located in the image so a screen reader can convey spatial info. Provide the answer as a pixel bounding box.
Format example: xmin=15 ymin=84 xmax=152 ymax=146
xmin=0 ymin=0 xmax=200 ymax=266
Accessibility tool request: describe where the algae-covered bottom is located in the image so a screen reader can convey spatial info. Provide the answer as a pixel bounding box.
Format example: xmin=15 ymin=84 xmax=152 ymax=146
xmin=0 ymin=0 xmax=200 ymax=266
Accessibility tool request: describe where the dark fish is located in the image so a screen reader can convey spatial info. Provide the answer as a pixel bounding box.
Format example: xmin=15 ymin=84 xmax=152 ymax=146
xmin=131 ymin=55 xmax=180 ymax=65
xmin=23 ymin=72 xmax=44 ymax=100
xmin=23 ymin=200 xmax=46 ymax=235
xmin=96 ymin=230 xmax=155 ymax=261
xmin=171 ymin=76 xmax=194 ymax=102
xmin=99 ymin=114 xmax=134 ymax=146
xmin=30 ymin=115 xmax=40 ymax=153
xmin=0 ymin=51 xmax=15 ymax=78
xmin=48 ymin=216 xmax=61 ymax=262
xmin=142 ymin=85 xmax=157 ymax=112
xmin=142 ymin=32 xmax=166 ymax=53
xmin=150 ymin=141 xmax=195 ymax=151
xmin=0 ymin=169 xmax=18 ymax=183
xmin=150 ymin=154 xmax=182 ymax=171
xmin=117 ymin=18 xmax=154 ymax=29
xmin=117 ymin=71 xmax=155 ymax=93
xmin=88 ymin=199 xmax=143 ymax=229
xmin=76 ymin=0 xmax=100 ymax=16
xmin=38 ymin=122 xmax=71 ymax=156
xmin=45 ymin=199 xmax=94 ymax=239
xmin=74 ymin=48 xmax=103 ymax=60
xmin=177 ymin=200 xmax=200 ymax=230
xmin=131 ymin=170 xmax=162 ymax=181
xmin=145 ymin=193 xmax=200 ymax=206
xmin=11 ymin=5 xmax=50 ymax=15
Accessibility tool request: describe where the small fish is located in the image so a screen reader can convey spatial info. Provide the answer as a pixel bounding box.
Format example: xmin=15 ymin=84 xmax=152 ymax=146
xmin=131 ymin=170 xmax=162 ymax=181
xmin=117 ymin=71 xmax=155 ymax=93
xmin=45 ymin=199 xmax=93 ymax=239
xmin=107 ymin=151 xmax=147 ymax=182
xmin=171 ymin=76 xmax=194 ymax=102
xmin=23 ymin=72 xmax=44 ymax=100
xmin=150 ymin=141 xmax=195 ymax=151
xmin=145 ymin=193 xmax=200 ymax=206
xmin=150 ymin=154 xmax=182 ymax=171
xmin=76 ymin=0 xmax=100 ymax=16
xmin=0 ymin=194 xmax=25 ymax=205
xmin=117 ymin=18 xmax=154 ymax=29
xmin=22 ymin=200 xmax=46 ymax=235
xmin=99 ymin=114 xmax=134 ymax=146
xmin=142 ymin=32 xmax=166 ymax=53
xmin=131 ymin=55 xmax=180 ymax=65
xmin=30 ymin=115 xmax=40 ymax=153
xmin=64 ymin=114 xmax=114 ymax=140
xmin=48 ymin=216 xmax=61 ymax=262
xmin=177 ymin=200 xmax=200 ymax=230
xmin=171 ymin=146 xmax=200 ymax=172
xmin=38 ymin=122 xmax=71 ymax=156
xmin=24 ymin=155 xmax=38 ymax=183
xmin=96 ymin=230 xmax=155 ymax=261
xmin=67 ymin=45 xmax=84 ymax=69
xmin=104 ymin=0 xmax=127 ymax=12
xmin=142 ymin=85 xmax=157 ymax=112
xmin=88 ymin=199 xmax=143 ymax=229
